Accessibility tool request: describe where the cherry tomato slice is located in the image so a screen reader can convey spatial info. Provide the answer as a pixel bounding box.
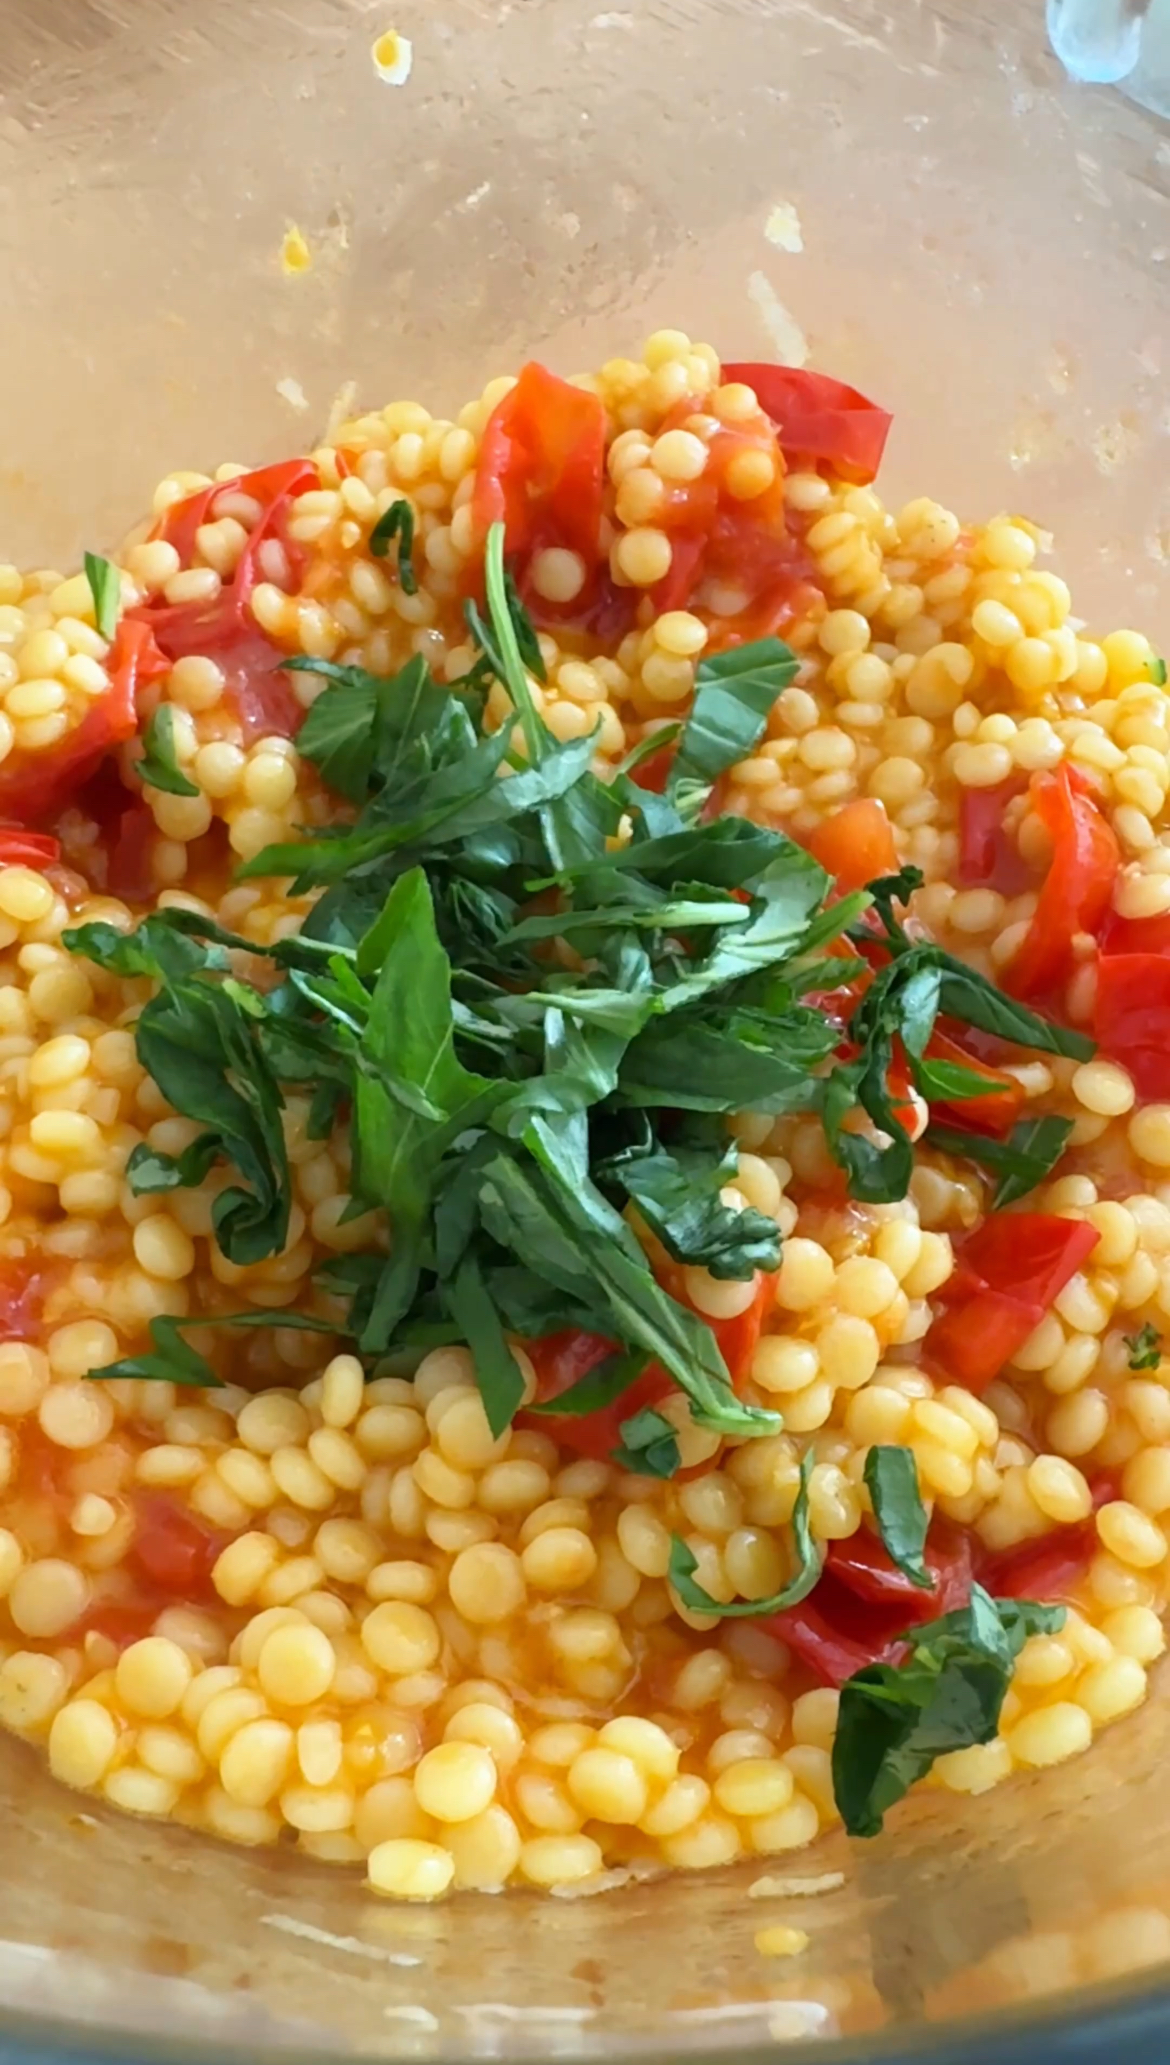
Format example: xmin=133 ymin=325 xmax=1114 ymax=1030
xmin=473 ymin=362 xmax=606 ymax=564
xmin=1003 ymin=765 xmax=1119 ymax=1001
xmin=807 ymin=799 xmax=898 ymax=897
xmin=0 ymin=830 xmax=61 ymax=868
xmin=925 ymin=1213 xmax=1100 ymax=1392
xmin=723 ymin=363 xmax=893 ymax=486
xmin=1094 ymin=953 xmax=1170 ymax=1100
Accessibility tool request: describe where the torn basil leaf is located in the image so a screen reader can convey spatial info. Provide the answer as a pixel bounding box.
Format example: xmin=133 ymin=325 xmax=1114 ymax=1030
xmin=668 ymin=1453 xmax=820 ymax=1616
xmin=831 ymin=1586 xmax=1065 ymax=1837
xmin=864 ymin=1446 xmax=931 ymax=1589
xmin=137 ymin=704 xmax=200 ymax=797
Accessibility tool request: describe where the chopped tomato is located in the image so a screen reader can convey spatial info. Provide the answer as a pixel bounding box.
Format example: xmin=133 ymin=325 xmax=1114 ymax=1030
xmin=1003 ymin=765 xmax=1119 ymax=1001
xmin=925 ymin=1212 xmax=1101 ymax=1392
xmin=723 ymin=362 xmax=893 ymax=486
xmin=473 ymin=362 xmax=606 ymax=566
xmin=827 ymin=1516 xmax=974 ymax=1622
xmin=764 ymin=1593 xmax=884 ymax=1688
xmin=106 ymin=802 xmax=160 ymax=905
xmin=144 ymin=457 xmax=318 ymax=657
xmin=133 ymin=457 xmax=318 ymax=741
xmin=1098 ymin=909 xmax=1170 ymax=958
xmin=520 ymin=1273 xmax=777 ymax=1464
xmin=981 ymin=1523 xmax=1094 ymax=1604
xmin=956 ymin=778 xmax=1031 ymax=893
xmin=807 ymin=799 xmax=897 ymax=897
xmin=1094 ymin=953 xmax=1170 ymax=1100
xmin=0 ymin=616 xmax=168 ymax=827
xmin=0 ymin=830 xmax=61 ymax=868
xmin=128 ymin=1495 xmax=223 ymax=1601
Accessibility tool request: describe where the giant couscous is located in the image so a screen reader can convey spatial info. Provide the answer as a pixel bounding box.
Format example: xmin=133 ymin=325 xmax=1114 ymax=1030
xmin=0 ymin=333 xmax=1168 ymax=1900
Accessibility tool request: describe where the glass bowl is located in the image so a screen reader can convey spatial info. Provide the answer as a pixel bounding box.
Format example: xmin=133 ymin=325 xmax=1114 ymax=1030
xmin=2 ymin=0 xmax=1170 ymax=2057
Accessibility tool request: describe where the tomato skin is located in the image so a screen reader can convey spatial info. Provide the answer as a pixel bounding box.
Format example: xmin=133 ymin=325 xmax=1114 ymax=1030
xmin=981 ymin=1525 xmax=1094 ymax=1605
xmin=1099 ymin=909 xmax=1170 ymax=958
xmin=1004 ymin=765 xmax=1119 ymax=1001
xmin=473 ymin=362 xmax=606 ymax=565
xmin=723 ymin=362 xmax=893 ymax=486
xmin=0 ymin=616 xmax=167 ymax=827
xmin=764 ymin=1594 xmax=883 ymax=1688
xmin=956 ymin=779 xmax=1031 ymax=894
xmin=133 ymin=457 xmax=318 ymax=742
xmin=0 ymin=830 xmax=61 ymax=867
xmin=925 ymin=1212 xmax=1100 ymax=1392
xmin=827 ymin=1517 xmax=973 ymax=1621
xmin=807 ymin=799 xmax=897 ymax=897
xmin=1093 ymin=953 xmax=1170 ymax=1099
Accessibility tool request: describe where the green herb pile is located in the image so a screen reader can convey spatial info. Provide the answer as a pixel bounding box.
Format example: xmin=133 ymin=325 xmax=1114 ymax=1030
xmin=63 ymin=517 xmax=1088 ymax=1835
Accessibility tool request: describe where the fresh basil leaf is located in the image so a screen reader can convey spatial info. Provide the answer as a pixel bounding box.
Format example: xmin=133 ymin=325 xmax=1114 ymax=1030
xmin=351 ymin=867 xmax=498 ymax=1327
xmin=444 ymin=1250 xmax=527 ymax=1437
xmin=132 ymin=980 xmax=290 ymax=1264
xmin=84 ymin=550 xmax=121 ymax=641
xmin=368 ymin=497 xmax=417 ymax=594
xmin=87 ymin=1309 xmax=337 ymax=1388
xmin=476 ymin=1145 xmax=775 ymax=1438
xmin=1125 ymin=1323 xmax=1163 ymax=1371
xmin=137 ymin=705 xmax=199 ymax=797
xmin=831 ymin=1585 xmax=1065 ymax=1837
xmin=126 ymin=1133 xmax=221 ymax=1196
xmin=620 ymin=1008 xmax=834 ymax=1115
xmin=928 ymin=1114 xmax=1074 ymax=1210
xmin=671 ymin=638 xmax=799 ymax=789
xmin=602 ymin=1135 xmax=780 ymax=1280
xmin=668 ymin=1452 xmax=819 ymax=1615
xmin=63 ymin=914 xmax=230 ymax=983
xmin=289 ymin=659 xmax=382 ymax=803
xmin=612 ymin=1407 xmax=680 ymax=1479
xmin=1150 ymin=656 xmax=1167 ymax=688
xmin=862 ymin=866 xmax=925 ymax=947
xmin=865 ymin=1446 xmax=931 ymax=1588
xmin=933 ymin=956 xmax=1095 ymax=1062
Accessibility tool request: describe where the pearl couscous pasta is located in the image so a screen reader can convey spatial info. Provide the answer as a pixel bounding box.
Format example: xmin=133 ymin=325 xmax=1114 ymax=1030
xmin=0 ymin=332 xmax=1168 ymax=1900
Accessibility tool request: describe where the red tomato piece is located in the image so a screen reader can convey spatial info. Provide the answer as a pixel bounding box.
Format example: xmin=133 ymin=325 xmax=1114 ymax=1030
xmin=519 ymin=1275 xmax=777 ymax=1464
xmin=144 ymin=457 xmax=318 ymax=655
xmin=1003 ymin=765 xmax=1119 ymax=1001
xmin=827 ymin=1516 xmax=973 ymax=1621
xmin=1094 ymin=954 xmax=1170 ymax=1099
xmin=0 ymin=829 xmax=61 ymax=868
xmin=128 ymin=1495 xmax=224 ymax=1601
xmin=473 ymin=362 xmax=606 ymax=565
xmin=806 ymin=798 xmax=898 ymax=896
xmin=723 ymin=362 xmax=893 ymax=486
xmin=925 ymin=1212 xmax=1100 ymax=1392
xmin=764 ymin=1593 xmax=885 ymax=1688
xmin=135 ymin=457 xmax=318 ymax=740
xmin=1098 ymin=909 xmax=1170 ymax=958
xmin=956 ymin=778 xmax=1033 ymax=894
xmin=0 ymin=616 xmax=168 ymax=827
xmin=980 ymin=1523 xmax=1095 ymax=1604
